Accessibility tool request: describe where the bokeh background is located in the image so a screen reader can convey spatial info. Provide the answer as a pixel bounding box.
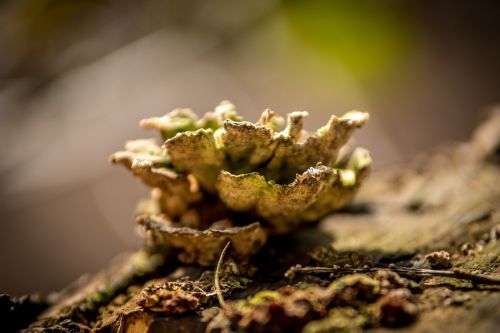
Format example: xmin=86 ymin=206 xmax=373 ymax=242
xmin=1 ymin=0 xmax=500 ymax=296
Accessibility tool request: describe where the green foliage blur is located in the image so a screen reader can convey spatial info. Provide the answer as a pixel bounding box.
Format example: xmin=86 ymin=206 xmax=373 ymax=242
xmin=281 ymin=0 xmax=414 ymax=80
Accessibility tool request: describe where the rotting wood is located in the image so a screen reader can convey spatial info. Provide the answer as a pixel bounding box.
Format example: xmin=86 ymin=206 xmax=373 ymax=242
xmin=4 ymin=108 xmax=499 ymax=333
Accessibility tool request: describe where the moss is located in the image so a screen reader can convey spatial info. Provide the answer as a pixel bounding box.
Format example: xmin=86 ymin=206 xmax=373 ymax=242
xmin=205 ymin=272 xmax=420 ymax=332
xmin=303 ymin=307 xmax=368 ymax=333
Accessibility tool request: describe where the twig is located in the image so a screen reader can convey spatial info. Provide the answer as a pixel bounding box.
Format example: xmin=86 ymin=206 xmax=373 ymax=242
xmin=215 ymin=241 xmax=231 ymax=307
xmin=286 ymin=265 xmax=500 ymax=286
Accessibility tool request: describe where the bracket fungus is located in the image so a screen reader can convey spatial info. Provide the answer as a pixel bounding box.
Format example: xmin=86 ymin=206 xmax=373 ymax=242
xmin=111 ymin=101 xmax=370 ymax=265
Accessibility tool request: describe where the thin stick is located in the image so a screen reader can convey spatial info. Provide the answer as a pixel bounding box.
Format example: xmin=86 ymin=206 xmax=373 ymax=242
xmin=286 ymin=265 xmax=500 ymax=286
xmin=215 ymin=241 xmax=231 ymax=307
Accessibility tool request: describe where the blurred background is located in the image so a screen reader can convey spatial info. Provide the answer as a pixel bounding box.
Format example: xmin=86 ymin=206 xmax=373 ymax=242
xmin=1 ymin=0 xmax=500 ymax=296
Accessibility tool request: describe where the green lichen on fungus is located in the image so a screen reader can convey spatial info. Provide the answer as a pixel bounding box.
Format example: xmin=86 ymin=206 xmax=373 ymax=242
xmin=111 ymin=101 xmax=370 ymax=265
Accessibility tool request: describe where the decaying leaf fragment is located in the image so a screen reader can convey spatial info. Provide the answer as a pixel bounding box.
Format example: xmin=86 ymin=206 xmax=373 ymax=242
xmin=111 ymin=101 xmax=370 ymax=261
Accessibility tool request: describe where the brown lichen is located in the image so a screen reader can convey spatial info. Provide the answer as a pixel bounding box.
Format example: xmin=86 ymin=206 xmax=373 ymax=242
xmin=136 ymin=281 xmax=205 ymax=314
xmin=138 ymin=215 xmax=267 ymax=266
xmin=206 ymin=272 xmax=418 ymax=333
xmin=373 ymin=288 xmax=418 ymax=327
xmin=136 ymin=269 xmax=251 ymax=314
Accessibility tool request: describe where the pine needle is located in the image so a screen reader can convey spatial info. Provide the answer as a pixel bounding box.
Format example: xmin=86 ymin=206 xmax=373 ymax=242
xmin=215 ymin=241 xmax=231 ymax=308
